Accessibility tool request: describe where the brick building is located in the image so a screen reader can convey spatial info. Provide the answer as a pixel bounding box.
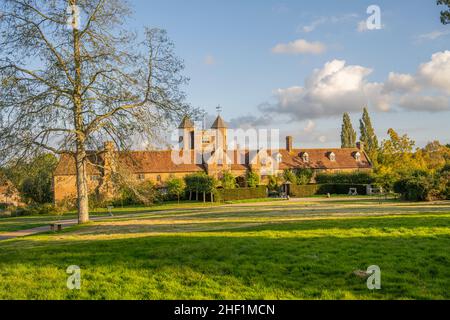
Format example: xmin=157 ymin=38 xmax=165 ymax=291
xmin=53 ymin=115 xmax=372 ymax=203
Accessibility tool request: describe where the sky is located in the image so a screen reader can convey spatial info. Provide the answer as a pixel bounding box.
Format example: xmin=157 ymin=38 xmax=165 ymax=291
xmin=129 ymin=0 xmax=449 ymax=148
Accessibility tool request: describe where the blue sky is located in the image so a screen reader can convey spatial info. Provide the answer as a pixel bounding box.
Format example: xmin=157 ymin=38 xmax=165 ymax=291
xmin=131 ymin=0 xmax=449 ymax=148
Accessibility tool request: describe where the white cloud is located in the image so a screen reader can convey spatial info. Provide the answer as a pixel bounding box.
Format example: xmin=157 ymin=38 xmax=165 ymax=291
xmin=303 ymin=120 xmax=316 ymax=133
xmin=260 ymin=59 xmax=373 ymax=119
xmin=357 ymin=20 xmax=368 ymax=32
xmin=416 ymin=30 xmax=450 ymax=41
xmin=299 ymin=14 xmax=359 ymax=33
xmin=272 ymin=39 xmax=326 ymax=55
xmin=418 ymin=51 xmax=450 ymax=94
xmin=398 ymin=95 xmax=450 ymax=112
xmin=204 ymin=55 xmax=216 ymax=66
xmin=259 ymin=51 xmax=450 ymax=120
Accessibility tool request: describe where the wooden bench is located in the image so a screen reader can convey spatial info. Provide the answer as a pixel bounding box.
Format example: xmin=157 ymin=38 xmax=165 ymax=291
xmin=50 ymin=223 xmax=62 ymax=232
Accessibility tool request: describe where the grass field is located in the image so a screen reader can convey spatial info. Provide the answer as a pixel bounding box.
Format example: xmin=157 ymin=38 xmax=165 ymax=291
xmin=0 ymin=198 xmax=449 ymax=300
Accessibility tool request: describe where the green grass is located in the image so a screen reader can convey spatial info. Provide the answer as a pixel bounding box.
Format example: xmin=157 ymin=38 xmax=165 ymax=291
xmin=0 ymin=199 xmax=449 ymax=300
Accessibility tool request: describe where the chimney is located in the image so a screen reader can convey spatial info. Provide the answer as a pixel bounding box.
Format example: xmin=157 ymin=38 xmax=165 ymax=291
xmin=103 ymin=141 xmax=116 ymax=173
xmin=286 ymin=136 xmax=293 ymax=153
xmin=356 ymin=141 xmax=364 ymax=151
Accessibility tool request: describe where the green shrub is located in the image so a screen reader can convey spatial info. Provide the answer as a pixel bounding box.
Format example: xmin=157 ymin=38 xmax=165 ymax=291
xmin=316 ymin=172 xmax=374 ymax=184
xmin=12 ymin=203 xmax=62 ymax=216
xmin=112 ymin=180 xmax=157 ymax=206
xmin=267 ymin=175 xmax=281 ymax=191
xmin=166 ymin=177 xmax=185 ymax=202
xmin=394 ymin=170 xmax=445 ymax=201
xmin=246 ymin=171 xmax=260 ymax=188
xmin=220 ymin=171 xmax=237 ymax=189
xmin=296 ymin=168 xmax=313 ymax=185
xmin=283 ymin=170 xmax=297 ymax=184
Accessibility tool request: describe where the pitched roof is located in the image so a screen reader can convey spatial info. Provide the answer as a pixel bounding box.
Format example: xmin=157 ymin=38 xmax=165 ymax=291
xmin=254 ymin=148 xmax=371 ymax=170
xmin=117 ymin=151 xmax=204 ymax=173
xmin=54 ymin=147 xmax=371 ymax=177
xmin=178 ymin=116 xmax=194 ymax=129
xmin=211 ymin=116 xmax=227 ymax=129
xmin=54 ymin=150 xmax=204 ymax=176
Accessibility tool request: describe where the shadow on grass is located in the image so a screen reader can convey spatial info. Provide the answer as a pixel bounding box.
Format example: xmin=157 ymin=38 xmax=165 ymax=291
xmin=0 ymin=215 xmax=449 ymax=299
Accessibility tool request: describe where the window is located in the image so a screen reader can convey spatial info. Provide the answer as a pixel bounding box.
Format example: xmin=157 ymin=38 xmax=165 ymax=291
xmin=157 ymin=175 xmax=162 ymax=182
xmin=276 ymin=153 xmax=283 ymax=163
xmin=329 ymin=152 xmax=336 ymax=161
xmin=137 ymin=174 xmax=145 ymax=181
xmin=302 ymin=152 xmax=309 ymax=163
xmin=355 ymin=152 xmax=361 ymax=161
xmin=202 ymin=136 xmax=210 ymax=144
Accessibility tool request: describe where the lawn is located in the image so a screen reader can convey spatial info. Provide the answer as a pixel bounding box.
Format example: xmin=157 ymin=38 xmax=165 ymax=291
xmin=0 ymin=199 xmax=449 ymax=300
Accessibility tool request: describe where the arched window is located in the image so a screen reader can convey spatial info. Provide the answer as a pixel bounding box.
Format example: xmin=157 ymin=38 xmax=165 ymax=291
xmin=302 ymin=152 xmax=309 ymax=163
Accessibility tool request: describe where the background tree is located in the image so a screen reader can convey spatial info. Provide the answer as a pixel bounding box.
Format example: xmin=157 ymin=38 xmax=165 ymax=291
xmin=375 ymin=129 xmax=426 ymax=190
xmin=2 ymin=153 xmax=58 ymax=204
xmin=296 ymin=168 xmax=313 ymax=185
xmin=282 ymin=169 xmax=297 ymax=185
xmin=437 ymin=0 xmax=450 ymax=24
xmin=166 ymin=176 xmax=185 ymax=203
xmin=246 ymin=171 xmax=260 ymax=188
xmin=341 ymin=113 xmax=357 ymax=148
xmin=359 ymin=107 xmax=379 ymax=164
xmin=220 ymin=171 xmax=237 ymax=189
xmin=0 ymin=1 xmax=189 ymax=223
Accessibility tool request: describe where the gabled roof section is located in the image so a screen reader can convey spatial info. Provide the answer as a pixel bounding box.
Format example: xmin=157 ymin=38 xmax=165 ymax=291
xmin=211 ymin=115 xmax=227 ymax=129
xmin=178 ymin=116 xmax=194 ymax=129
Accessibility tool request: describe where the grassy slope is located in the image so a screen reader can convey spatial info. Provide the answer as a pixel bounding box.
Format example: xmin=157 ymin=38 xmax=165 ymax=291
xmin=0 ymin=200 xmax=449 ymax=300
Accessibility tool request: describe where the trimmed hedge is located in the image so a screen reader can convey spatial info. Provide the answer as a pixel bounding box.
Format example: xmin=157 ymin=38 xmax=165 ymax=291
xmin=289 ymin=184 xmax=367 ymax=197
xmin=216 ymin=186 xmax=267 ymax=201
xmin=315 ymin=172 xmax=374 ymax=184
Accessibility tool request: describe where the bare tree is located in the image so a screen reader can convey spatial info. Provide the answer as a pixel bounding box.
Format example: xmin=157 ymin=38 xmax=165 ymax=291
xmin=0 ymin=0 xmax=190 ymax=223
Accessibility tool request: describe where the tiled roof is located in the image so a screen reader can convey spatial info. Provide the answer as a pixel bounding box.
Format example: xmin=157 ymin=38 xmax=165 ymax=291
xmin=54 ymin=150 xmax=205 ymax=176
xmin=54 ymin=147 xmax=371 ymax=176
xmin=257 ymin=148 xmax=372 ymax=170
xmin=178 ymin=116 xmax=194 ymax=129
xmin=117 ymin=151 xmax=204 ymax=173
xmin=211 ymin=116 xmax=227 ymax=129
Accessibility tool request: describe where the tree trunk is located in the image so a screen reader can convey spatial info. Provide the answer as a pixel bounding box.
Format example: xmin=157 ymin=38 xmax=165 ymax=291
xmin=189 ymin=191 xmax=192 ymax=201
xmin=203 ymin=191 xmax=206 ymax=203
xmin=75 ymin=149 xmax=89 ymax=224
xmin=72 ymin=2 xmax=89 ymax=224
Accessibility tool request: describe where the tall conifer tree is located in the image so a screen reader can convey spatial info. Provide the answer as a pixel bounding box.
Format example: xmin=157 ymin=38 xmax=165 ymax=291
xmin=341 ymin=113 xmax=357 ymax=148
xmin=359 ymin=107 xmax=379 ymax=163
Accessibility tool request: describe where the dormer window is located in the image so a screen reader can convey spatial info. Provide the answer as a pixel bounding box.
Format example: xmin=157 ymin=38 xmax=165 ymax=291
xmin=328 ymin=152 xmax=336 ymax=161
xmin=276 ymin=153 xmax=283 ymax=163
xmin=302 ymin=152 xmax=309 ymax=163
xmin=355 ymin=152 xmax=361 ymax=162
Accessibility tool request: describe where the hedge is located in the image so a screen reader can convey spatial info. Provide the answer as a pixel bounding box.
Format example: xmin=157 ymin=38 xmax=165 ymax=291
xmin=315 ymin=172 xmax=374 ymax=184
xmin=289 ymin=184 xmax=367 ymax=197
xmin=216 ymin=186 xmax=267 ymax=201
